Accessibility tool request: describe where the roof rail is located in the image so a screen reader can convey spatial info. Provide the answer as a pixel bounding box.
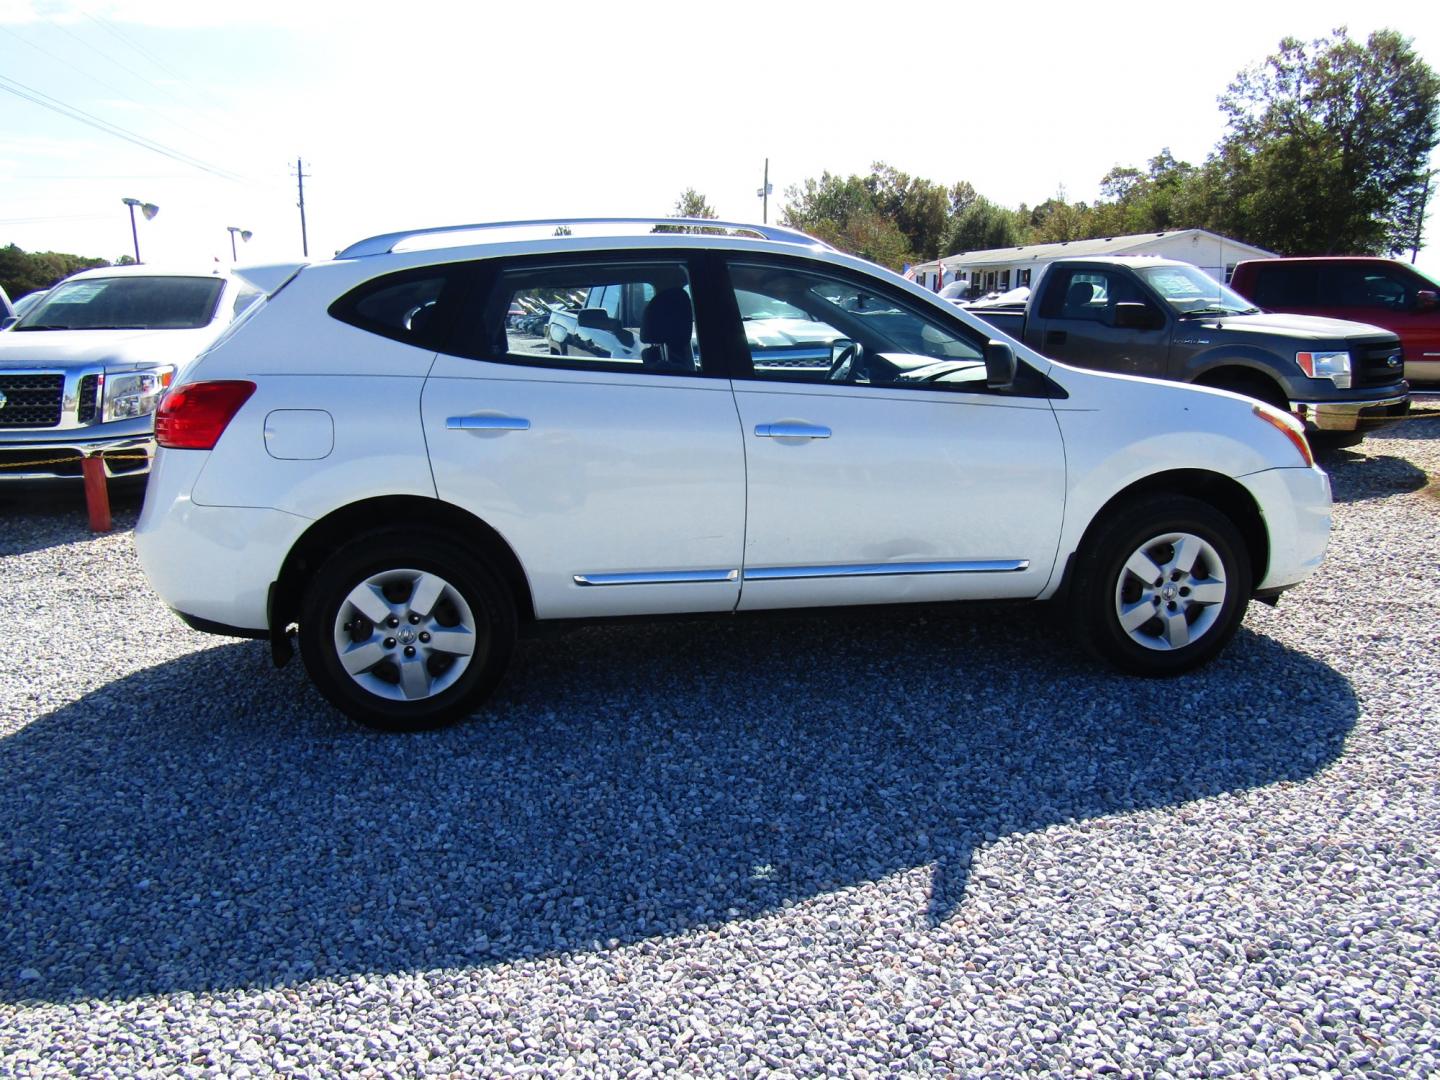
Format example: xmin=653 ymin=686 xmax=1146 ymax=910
xmin=336 ymin=217 xmax=829 ymax=259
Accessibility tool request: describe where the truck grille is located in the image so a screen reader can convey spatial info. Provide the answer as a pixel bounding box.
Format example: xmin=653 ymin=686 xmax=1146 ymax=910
xmin=77 ymin=374 xmax=100 ymax=423
xmin=1354 ymin=343 xmax=1405 ymax=388
xmin=0 ymin=373 xmax=64 ymax=428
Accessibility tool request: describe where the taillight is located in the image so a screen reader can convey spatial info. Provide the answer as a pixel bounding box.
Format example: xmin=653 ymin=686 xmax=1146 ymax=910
xmin=155 ymin=380 xmax=256 ymax=450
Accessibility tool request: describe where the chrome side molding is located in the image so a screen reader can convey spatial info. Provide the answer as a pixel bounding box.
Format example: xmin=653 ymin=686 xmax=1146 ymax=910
xmin=745 ymin=559 xmax=1029 ymax=581
xmin=572 ymin=561 xmax=1029 ymax=587
xmin=574 ymin=569 xmax=740 ymax=587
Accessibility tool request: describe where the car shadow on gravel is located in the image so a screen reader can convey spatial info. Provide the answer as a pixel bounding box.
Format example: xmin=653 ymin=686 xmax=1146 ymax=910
xmin=0 ymin=485 xmax=145 ymax=557
xmin=1316 ymin=447 xmax=1431 ymax=503
xmin=0 ymin=608 xmax=1356 ymax=1004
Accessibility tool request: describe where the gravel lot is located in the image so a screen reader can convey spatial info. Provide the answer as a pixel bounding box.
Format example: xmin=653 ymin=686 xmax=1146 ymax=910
xmin=2 ymin=410 xmax=1438 ymax=1078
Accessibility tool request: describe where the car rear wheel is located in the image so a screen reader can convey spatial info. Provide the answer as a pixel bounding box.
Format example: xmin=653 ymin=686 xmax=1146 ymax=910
xmin=1070 ymin=495 xmax=1251 ymax=675
xmin=299 ymin=531 xmax=516 ymax=731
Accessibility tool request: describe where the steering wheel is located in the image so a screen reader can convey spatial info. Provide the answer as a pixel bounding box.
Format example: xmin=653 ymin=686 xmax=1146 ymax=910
xmin=828 ymin=340 xmax=863 ymax=383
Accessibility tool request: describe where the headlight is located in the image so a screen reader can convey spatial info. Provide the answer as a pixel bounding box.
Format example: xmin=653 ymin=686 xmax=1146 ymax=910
xmin=102 ymin=367 xmax=175 ymax=421
xmin=1295 ymin=350 xmax=1351 ymax=389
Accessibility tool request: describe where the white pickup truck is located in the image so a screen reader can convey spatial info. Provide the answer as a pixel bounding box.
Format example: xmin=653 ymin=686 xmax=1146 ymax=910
xmin=0 ymin=263 xmax=293 ymax=484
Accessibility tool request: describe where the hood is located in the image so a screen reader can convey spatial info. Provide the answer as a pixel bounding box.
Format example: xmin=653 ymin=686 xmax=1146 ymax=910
xmin=1187 ymin=310 xmax=1398 ymax=344
xmin=0 ymin=325 xmax=223 ymax=371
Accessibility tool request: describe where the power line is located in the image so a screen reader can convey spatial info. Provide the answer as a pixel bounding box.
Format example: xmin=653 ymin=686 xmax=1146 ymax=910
xmin=1 ymin=22 xmax=233 ymax=162
xmin=82 ymin=9 xmax=231 ymax=116
xmin=0 ymin=73 xmax=247 ymax=182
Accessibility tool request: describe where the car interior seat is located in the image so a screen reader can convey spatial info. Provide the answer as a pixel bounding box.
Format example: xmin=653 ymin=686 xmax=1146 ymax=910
xmin=640 ymin=288 xmax=695 ymax=370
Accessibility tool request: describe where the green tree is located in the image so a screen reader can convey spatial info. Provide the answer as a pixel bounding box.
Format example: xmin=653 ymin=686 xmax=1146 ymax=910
xmin=0 ymin=244 xmax=109 ymax=301
xmin=1211 ymin=28 xmax=1440 ymax=254
xmin=672 ymin=188 xmax=718 ymax=220
xmin=945 ymin=197 xmax=1021 ymax=253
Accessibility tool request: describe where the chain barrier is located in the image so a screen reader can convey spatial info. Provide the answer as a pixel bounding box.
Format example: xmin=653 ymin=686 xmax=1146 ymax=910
xmin=0 ymin=451 xmax=150 ymax=471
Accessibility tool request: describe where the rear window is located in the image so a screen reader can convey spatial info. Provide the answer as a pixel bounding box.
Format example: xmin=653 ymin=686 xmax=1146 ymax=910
xmin=1249 ymin=264 xmax=1319 ymax=308
xmin=329 ymin=265 xmax=475 ymax=350
xmin=16 ymin=276 xmax=224 ymax=331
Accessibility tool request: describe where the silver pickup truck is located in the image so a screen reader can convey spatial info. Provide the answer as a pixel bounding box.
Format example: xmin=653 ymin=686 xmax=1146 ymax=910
xmin=0 ymin=263 xmax=294 ymax=483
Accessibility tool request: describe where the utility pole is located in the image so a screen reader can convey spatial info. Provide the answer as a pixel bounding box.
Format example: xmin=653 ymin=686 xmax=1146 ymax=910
xmin=756 ymin=158 xmax=772 ymax=224
xmin=1411 ymin=171 xmax=1432 ymax=264
xmin=292 ymin=157 xmax=311 ymax=257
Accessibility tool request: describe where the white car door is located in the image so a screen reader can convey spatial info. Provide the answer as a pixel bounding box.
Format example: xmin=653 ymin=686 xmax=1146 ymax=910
xmin=422 ymin=256 xmax=745 ymax=619
xmin=723 ymin=259 xmax=1067 ymax=611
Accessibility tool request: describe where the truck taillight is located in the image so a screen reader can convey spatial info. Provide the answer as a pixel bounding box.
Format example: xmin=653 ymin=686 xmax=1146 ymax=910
xmin=155 ymin=381 xmax=256 ymax=450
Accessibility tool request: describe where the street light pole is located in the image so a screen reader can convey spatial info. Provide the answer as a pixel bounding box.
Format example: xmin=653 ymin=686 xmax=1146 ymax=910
xmin=227 ymin=226 xmax=253 ymax=261
xmin=120 ymin=197 xmax=159 ymax=263
xmin=756 ymin=158 xmax=773 ymax=225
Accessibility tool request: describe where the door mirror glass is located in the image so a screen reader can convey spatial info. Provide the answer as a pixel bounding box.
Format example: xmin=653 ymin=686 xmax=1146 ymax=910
xmin=984 ymin=340 xmax=1016 ymax=390
xmin=1416 ymin=290 xmax=1438 ymax=312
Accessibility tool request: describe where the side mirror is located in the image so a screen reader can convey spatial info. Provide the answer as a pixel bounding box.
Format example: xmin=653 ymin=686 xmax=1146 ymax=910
xmin=0 ymin=316 xmax=15 ymax=331
xmin=576 ymin=308 xmax=612 ymax=330
xmin=1113 ymin=301 xmax=1164 ymax=330
xmin=1416 ymin=290 xmax=1438 ymax=312
xmin=984 ymin=340 xmax=1017 ymax=390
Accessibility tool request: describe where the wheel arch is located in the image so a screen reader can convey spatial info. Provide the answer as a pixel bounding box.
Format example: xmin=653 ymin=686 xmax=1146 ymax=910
xmin=269 ymin=496 xmax=536 ymax=643
xmin=1191 ymin=363 xmax=1289 ymax=409
xmin=1059 ymin=469 xmax=1269 ymax=599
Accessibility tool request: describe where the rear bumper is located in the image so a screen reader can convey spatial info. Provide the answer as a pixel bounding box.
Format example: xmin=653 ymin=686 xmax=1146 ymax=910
xmin=135 ymin=448 xmax=310 ymax=632
xmin=1288 ymin=392 xmax=1408 ymax=433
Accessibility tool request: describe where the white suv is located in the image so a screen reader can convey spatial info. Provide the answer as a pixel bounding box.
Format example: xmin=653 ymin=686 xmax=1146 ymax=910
xmin=136 ymin=218 xmax=1332 ymax=730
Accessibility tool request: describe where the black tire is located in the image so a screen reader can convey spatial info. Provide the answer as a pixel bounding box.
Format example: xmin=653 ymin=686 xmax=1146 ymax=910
xmin=299 ymin=530 xmax=517 ymax=731
xmin=1070 ymin=495 xmax=1251 ymax=676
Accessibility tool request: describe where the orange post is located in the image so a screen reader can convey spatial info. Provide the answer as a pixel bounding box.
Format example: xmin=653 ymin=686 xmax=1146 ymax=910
xmin=81 ymin=454 xmax=111 ymax=533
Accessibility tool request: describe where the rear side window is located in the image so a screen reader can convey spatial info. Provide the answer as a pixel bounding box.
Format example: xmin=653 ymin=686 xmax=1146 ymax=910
xmin=329 ymin=265 xmax=472 ymax=350
xmin=483 ymin=261 xmax=701 ymax=375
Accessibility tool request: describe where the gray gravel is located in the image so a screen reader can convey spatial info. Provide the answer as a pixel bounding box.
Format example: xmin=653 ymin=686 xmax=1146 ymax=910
xmin=2 ymin=411 xmax=1438 ymax=1078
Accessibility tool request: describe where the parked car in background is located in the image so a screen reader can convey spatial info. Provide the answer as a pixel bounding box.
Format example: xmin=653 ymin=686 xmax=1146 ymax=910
xmin=967 ymin=255 xmax=1409 ymax=444
xmin=0 ymin=263 xmax=295 ymax=483
xmin=1230 ymin=257 xmax=1440 ymax=384
xmin=137 ymin=217 xmax=1330 ymax=732
xmin=8 ymin=289 xmax=49 ymax=325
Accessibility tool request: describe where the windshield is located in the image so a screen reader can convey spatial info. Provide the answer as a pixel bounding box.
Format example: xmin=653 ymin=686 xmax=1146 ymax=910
xmin=15 ymin=276 xmax=224 ymax=331
xmin=1136 ymin=265 xmax=1258 ymax=316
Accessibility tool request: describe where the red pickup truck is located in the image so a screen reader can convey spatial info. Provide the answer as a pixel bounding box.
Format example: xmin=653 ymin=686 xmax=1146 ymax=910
xmin=1230 ymin=257 xmax=1440 ymax=384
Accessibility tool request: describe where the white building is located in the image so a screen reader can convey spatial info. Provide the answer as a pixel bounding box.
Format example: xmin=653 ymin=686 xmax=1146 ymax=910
xmin=910 ymin=228 xmax=1275 ymax=296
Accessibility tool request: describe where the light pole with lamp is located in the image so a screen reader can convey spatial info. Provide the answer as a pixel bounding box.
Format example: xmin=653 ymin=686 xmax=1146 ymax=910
xmin=227 ymin=226 xmax=253 ymax=261
xmin=120 ymin=197 xmax=159 ymax=263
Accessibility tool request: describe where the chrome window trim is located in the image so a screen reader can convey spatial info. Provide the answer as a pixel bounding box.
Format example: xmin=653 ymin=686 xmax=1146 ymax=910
xmin=744 ymin=559 xmax=1029 ymax=581
xmin=574 ymin=569 xmax=740 ymax=587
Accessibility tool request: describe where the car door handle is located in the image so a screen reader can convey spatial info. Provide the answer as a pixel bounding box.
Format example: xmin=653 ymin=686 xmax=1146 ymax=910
xmin=1044 ymin=330 xmax=1067 ymax=347
xmin=446 ymin=415 xmax=531 ymax=431
xmin=754 ymin=422 xmax=831 ymax=439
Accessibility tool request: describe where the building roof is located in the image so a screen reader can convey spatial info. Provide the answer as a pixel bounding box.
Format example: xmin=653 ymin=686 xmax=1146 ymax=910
xmin=915 ymin=229 xmax=1273 ymax=272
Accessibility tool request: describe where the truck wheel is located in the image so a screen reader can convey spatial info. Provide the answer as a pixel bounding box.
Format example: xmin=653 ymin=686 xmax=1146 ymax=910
xmin=1070 ymin=495 xmax=1251 ymax=676
xmin=299 ymin=531 xmax=517 ymax=731
xmin=1198 ymin=371 xmax=1287 ymax=411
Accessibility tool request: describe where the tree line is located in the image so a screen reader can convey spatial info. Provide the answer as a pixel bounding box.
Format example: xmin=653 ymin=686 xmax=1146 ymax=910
xmin=0 ymin=244 xmax=117 ymax=302
xmin=770 ymin=28 xmax=1438 ymax=270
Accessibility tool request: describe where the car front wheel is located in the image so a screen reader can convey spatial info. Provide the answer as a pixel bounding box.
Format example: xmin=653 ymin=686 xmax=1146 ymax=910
xmin=1071 ymin=495 xmax=1251 ymax=675
xmin=299 ymin=531 xmax=516 ymax=731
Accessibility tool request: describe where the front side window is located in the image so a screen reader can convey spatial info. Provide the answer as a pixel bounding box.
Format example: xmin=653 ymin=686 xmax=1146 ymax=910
xmin=491 ymin=263 xmax=697 ymax=373
xmin=17 ymin=275 xmax=224 ymax=331
xmin=729 ymin=262 xmax=991 ymax=392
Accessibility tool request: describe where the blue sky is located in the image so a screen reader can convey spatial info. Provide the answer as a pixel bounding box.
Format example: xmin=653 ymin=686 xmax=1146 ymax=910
xmin=3 ymin=1 xmax=1439 ymax=275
